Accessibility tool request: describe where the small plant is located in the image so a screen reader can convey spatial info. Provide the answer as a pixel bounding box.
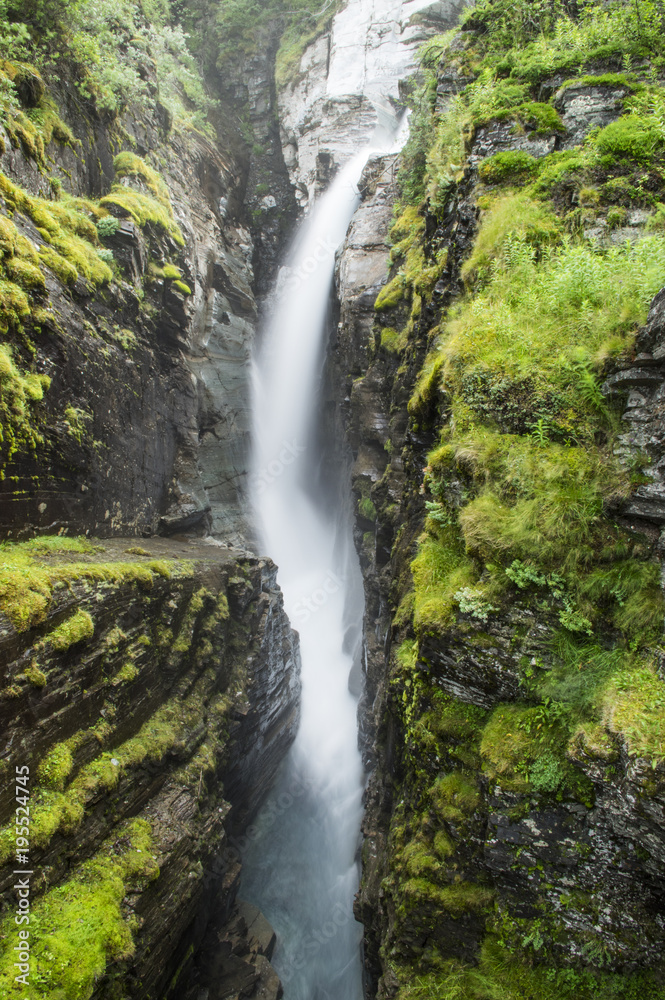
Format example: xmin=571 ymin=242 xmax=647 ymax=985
xmin=96 ymin=216 xmax=120 ymax=239
xmin=454 ymin=586 xmax=496 ymax=622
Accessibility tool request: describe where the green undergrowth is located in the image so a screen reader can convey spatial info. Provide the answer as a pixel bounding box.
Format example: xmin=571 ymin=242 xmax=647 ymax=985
xmin=0 ymin=535 xmax=181 ymax=632
xmin=0 ymin=817 xmax=158 ymax=1000
xmin=0 ymin=1 xmax=217 ymax=133
xmin=394 ymin=936 xmax=665 ymax=999
xmin=0 ymin=61 xmax=76 ymax=167
xmin=464 ymin=0 xmax=665 ymax=84
xmin=383 ymin=2 xmax=665 ymax=987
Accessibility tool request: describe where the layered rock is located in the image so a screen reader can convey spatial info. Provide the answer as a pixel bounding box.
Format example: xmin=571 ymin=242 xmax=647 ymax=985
xmin=0 ymin=536 xmax=300 ymax=998
xmin=327 ymin=26 xmax=665 ymax=1000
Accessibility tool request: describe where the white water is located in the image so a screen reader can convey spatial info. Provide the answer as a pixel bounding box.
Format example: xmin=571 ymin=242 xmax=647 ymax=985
xmin=240 ymin=152 xmax=376 ymax=998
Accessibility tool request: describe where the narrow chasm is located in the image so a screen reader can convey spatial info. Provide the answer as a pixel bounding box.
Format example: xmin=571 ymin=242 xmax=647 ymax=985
xmin=1 ymin=1 xmax=665 ymax=1000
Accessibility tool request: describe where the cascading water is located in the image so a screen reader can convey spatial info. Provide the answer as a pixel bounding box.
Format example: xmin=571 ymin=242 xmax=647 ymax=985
xmin=240 ymin=151 xmax=378 ymax=999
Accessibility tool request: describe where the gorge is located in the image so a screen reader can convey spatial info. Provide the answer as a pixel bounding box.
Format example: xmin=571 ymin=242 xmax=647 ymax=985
xmin=0 ymin=1 xmax=664 ymax=999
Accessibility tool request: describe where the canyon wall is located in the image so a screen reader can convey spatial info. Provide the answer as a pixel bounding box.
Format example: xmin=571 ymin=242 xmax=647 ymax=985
xmin=327 ymin=8 xmax=665 ymax=997
xmin=2 ymin=2 xmax=665 ymax=999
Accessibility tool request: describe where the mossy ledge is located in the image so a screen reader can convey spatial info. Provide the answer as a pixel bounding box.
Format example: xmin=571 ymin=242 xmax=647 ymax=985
xmin=0 ymin=537 xmax=301 ymax=1000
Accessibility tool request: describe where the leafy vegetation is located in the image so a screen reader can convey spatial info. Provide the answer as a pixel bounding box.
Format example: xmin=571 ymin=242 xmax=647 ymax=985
xmin=0 ymin=0 xmax=216 ymax=131
xmin=394 ymin=937 xmax=665 ymax=999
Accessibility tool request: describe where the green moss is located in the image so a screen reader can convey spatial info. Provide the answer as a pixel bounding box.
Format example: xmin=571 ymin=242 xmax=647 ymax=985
xmin=37 ymin=742 xmax=74 ymax=790
xmin=113 ymin=152 xmax=171 ymax=206
xmin=380 ymin=326 xmax=407 ymax=353
xmin=375 ymin=274 xmax=406 ymax=311
xmin=431 ymin=771 xmax=480 ymax=822
xmin=162 ymin=262 xmax=182 ymax=279
xmin=0 ymin=538 xmax=188 ymax=632
xmin=113 ymin=661 xmax=138 ymax=685
xmin=593 ymin=113 xmax=665 ymax=165
xmin=24 ymin=661 xmax=47 ymax=687
xmin=99 ymin=155 xmax=182 ymax=245
xmin=4 ymin=256 xmax=45 ymax=291
xmin=63 ymin=405 xmax=92 ymax=444
xmin=0 ymin=674 xmax=221 ymax=863
xmin=45 ymin=609 xmax=94 ymax=651
xmin=408 ymin=353 xmax=444 ymax=419
xmin=0 ymin=818 xmax=158 ymax=1000
xmin=100 ymin=189 xmax=184 ymax=245
xmin=0 ymin=344 xmax=50 ymax=465
xmin=0 ymin=278 xmax=30 ymax=331
xmin=173 ymin=279 xmax=192 ymax=295
xmin=403 ymin=877 xmax=493 ymax=916
xmin=0 ymin=173 xmax=111 ymax=288
xmin=38 ymin=244 xmax=78 ymax=285
xmin=559 ymin=73 xmax=641 ymax=93
xmin=359 ymin=497 xmax=377 ymax=520
xmin=478 ymin=151 xmax=539 ymax=185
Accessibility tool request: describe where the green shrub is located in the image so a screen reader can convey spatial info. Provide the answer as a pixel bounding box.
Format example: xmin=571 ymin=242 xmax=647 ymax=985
xmin=96 ymin=216 xmax=120 ymax=238
xmin=478 ymin=151 xmax=539 ymax=185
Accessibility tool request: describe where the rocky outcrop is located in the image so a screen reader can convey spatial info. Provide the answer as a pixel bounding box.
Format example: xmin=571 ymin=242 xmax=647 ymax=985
xmin=605 ymin=288 xmax=665 ymax=524
xmin=0 ymin=41 xmax=302 ymax=1000
xmin=0 ymin=536 xmax=300 ymax=998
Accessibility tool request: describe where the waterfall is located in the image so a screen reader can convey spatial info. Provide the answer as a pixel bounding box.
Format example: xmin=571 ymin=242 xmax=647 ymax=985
xmin=240 ymin=152 xmax=375 ymax=999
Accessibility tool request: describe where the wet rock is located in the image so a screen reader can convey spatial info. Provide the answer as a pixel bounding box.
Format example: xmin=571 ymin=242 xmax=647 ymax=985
xmin=0 ymin=539 xmax=300 ymax=1000
xmin=554 ymin=81 xmax=628 ymax=149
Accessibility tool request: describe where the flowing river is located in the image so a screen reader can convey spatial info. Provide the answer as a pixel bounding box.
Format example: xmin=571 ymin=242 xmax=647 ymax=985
xmin=241 ymin=151 xmax=374 ymax=999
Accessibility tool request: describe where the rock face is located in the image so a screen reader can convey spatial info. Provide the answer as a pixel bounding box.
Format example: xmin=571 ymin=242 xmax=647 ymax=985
xmin=278 ymin=0 xmax=471 ymax=205
xmin=605 ymin=289 xmax=665 ymax=524
xmin=0 ymin=537 xmax=300 ymax=998
xmin=0 ymin=90 xmax=256 ymax=544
